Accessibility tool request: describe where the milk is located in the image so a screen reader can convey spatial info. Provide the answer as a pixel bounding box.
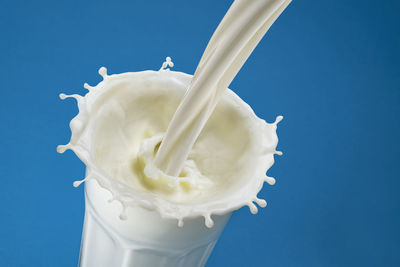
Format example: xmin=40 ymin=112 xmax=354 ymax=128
xmin=58 ymin=67 xmax=282 ymax=266
xmin=58 ymin=66 xmax=281 ymax=227
xmin=57 ymin=0 xmax=291 ymax=265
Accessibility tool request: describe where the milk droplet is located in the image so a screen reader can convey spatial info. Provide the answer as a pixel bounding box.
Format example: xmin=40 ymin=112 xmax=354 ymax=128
xmin=204 ymin=214 xmax=214 ymax=228
xmin=265 ymin=176 xmax=276 ymax=185
xmin=58 ymin=93 xmax=83 ymax=104
xmin=73 ymin=178 xmax=86 ymax=188
xmin=167 ymin=57 xmax=174 ymax=67
xmin=159 ymin=57 xmax=174 ymax=71
xmin=274 ymin=115 xmax=283 ymax=125
xmin=248 ymin=202 xmax=258 ymax=214
xmin=254 ymin=198 xmax=267 ymax=208
xmin=98 ymin=67 xmax=108 ymax=79
xmin=275 ymin=150 xmax=283 ymax=156
xmin=73 ymin=174 xmax=93 ymax=188
xmin=56 ymin=144 xmax=70 ymax=154
xmin=84 ymin=83 xmax=94 ymax=91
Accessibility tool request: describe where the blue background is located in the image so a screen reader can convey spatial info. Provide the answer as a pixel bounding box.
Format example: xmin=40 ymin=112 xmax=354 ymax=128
xmin=0 ymin=0 xmax=399 ymax=266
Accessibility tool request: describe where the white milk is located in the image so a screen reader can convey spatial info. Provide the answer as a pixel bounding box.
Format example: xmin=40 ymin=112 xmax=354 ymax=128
xmin=58 ymin=65 xmax=281 ymax=227
xmin=58 ymin=66 xmax=282 ymax=266
xmin=57 ymin=0 xmax=291 ymax=265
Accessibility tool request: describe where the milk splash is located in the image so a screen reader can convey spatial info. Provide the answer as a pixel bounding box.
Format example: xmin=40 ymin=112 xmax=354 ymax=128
xmin=57 ymin=58 xmax=282 ymax=228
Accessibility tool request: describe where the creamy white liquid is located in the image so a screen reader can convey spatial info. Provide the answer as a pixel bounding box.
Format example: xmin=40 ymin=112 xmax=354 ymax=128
xmin=58 ymin=64 xmax=281 ymax=227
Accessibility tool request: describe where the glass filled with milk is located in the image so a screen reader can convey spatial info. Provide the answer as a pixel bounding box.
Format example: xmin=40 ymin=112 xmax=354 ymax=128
xmin=58 ymin=0 xmax=290 ymax=266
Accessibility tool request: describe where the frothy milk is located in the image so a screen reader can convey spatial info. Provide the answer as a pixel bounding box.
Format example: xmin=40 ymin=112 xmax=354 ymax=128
xmin=58 ymin=59 xmax=282 ymax=227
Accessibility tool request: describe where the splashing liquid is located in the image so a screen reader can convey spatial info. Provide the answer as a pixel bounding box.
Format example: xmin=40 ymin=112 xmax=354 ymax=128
xmin=58 ymin=58 xmax=282 ymax=228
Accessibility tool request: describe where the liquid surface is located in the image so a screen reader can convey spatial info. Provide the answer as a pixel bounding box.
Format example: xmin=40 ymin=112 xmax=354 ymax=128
xmin=58 ymin=66 xmax=281 ymax=227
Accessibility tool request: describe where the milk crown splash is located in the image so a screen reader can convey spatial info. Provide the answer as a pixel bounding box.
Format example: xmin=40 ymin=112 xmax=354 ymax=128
xmin=57 ymin=58 xmax=283 ymax=228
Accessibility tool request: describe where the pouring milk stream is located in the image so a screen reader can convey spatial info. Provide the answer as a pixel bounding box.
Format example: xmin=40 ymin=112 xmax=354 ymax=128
xmin=57 ymin=0 xmax=291 ymax=266
xmin=154 ymin=0 xmax=291 ymax=177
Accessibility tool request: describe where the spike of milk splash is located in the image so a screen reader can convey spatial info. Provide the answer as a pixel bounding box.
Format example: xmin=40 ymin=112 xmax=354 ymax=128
xmin=178 ymin=218 xmax=184 ymax=228
xmin=98 ymin=66 xmax=108 ymax=79
xmin=274 ymin=115 xmax=283 ymax=125
xmin=248 ymin=197 xmax=268 ymax=214
xmin=56 ymin=144 xmax=71 ymax=154
xmin=258 ymin=115 xmax=282 ymax=189
xmin=261 ymin=115 xmax=284 ymax=157
xmin=83 ymin=83 xmax=94 ymax=91
xmin=265 ymin=176 xmax=276 ymax=185
xmin=159 ymin=57 xmax=174 ymax=71
xmin=254 ymin=198 xmax=267 ymax=208
xmin=247 ymin=202 xmax=258 ymax=214
xmin=72 ymin=173 xmax=93 ymax=188
xmin=59 ymin=93 xmax=83 ymax=103
xmin=73 ymin=178 xmax=86 ymax=188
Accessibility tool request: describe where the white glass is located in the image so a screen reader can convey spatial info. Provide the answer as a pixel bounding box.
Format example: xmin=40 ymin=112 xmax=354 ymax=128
xmin=79 ymin=176 xmax=231 ymax=267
